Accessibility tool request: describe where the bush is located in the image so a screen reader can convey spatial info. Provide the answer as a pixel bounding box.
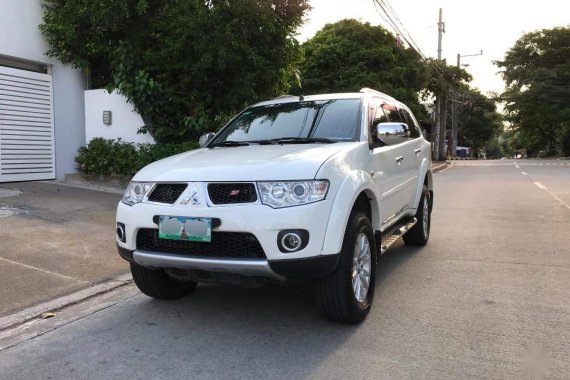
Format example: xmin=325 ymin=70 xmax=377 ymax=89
xmin=136 ymin=141 xmax=199 ymax=169
xmin=560 ymin=125 xmax=570 ymax=157
xmin=76 ymin=138 xmax=198 ymax=176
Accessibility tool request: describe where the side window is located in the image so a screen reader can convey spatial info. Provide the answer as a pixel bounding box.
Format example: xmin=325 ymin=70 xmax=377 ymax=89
xmin=400 ymin=108 xmax=422 ymax=139
xmin=382 ymin=104 xmax=403 ymax=123
xmin=368 ymin=100 xmax=388 ymax=145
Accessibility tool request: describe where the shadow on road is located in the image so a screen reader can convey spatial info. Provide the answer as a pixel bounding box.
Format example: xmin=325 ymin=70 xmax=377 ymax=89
xmin=0 ymin=242 xmax=425 ymax=379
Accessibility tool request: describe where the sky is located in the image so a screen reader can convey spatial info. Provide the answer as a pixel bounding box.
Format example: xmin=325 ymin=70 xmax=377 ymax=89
xmin=297 ymin=0 xmax=570 ymax=96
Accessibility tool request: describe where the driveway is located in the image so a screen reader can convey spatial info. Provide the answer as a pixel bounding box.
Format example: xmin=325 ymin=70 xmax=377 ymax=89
xmin=0 ymin=181 xmax=126 ymax=317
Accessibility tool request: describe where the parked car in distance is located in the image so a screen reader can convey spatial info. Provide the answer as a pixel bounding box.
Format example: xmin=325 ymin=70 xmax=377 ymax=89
xmin=116 ymin=88 xmax=433 ymax=323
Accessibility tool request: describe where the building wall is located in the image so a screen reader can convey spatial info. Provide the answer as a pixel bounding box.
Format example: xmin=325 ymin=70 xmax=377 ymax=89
xmin=84 ymin=90 xmax=155 ymax=145
xmin=0 ymin=0 xmax=86 ymax=179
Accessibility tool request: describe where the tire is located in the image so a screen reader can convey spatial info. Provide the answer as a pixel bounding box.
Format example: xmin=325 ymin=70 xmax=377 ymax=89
xmin=130 ymin=263 xmax=197 ymax=300
xmin=403 ymin=184 xmax=431 ymax=246
xmin=316 ymin=212 xmax=376 ymax=324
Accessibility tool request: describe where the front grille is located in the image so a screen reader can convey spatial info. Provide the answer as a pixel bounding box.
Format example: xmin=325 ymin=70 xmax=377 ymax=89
xmin=208 ymin=183 xmax=257 ymax=205
xmin=136 ymin=228 xmax=266 ymax=259
xmin=147 ymin=184 xmax=187 ymax=204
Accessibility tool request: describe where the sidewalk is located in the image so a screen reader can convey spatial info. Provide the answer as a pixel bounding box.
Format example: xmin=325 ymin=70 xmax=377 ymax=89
xmin=0 ymin=181 xmax=126 ymax=317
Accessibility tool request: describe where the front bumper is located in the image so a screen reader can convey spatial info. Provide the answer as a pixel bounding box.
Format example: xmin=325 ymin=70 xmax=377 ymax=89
xmin=116 ymin=197 xmax=335 ymax=261
xmin=118 ymin=245 xmax=339 ymax=282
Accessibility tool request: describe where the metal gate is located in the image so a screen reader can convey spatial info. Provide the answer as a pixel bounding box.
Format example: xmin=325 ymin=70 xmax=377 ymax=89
xmin=0 ymin=66 xmax=55 ymax=182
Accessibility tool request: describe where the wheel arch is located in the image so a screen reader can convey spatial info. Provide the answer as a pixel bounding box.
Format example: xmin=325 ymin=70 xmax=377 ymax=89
xmin=321 ymin=171 xmax=380 ymax=255
xmin=412 ymin=159 xmax=433 ymax=210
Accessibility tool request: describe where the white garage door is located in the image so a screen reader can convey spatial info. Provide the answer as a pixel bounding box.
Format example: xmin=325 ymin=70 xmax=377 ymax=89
xmin=0 ymin=66 xmax=55 ymax=182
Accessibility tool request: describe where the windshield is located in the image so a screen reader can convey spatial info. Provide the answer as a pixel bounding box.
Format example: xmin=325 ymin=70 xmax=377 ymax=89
xmin=211 ymin=99 xmax=361 ymax=145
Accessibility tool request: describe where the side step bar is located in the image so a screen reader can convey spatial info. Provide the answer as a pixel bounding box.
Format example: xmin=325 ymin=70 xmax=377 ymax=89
xmin=378 ymin=217 xmax=417 ymax=254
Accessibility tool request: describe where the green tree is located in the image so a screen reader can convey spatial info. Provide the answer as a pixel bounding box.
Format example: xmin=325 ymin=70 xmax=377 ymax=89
xmin=456 ymin=89 xmax=503 ymax=153
xmin=40 ymin=0 xmax=309 ymax=143
xmin=423 ymin=59 xmax=471 ymax=160
xmin=495 ymin=27 xmax=570 ymax=157
xmin=297 ymin=19 xmax=427 ymax=118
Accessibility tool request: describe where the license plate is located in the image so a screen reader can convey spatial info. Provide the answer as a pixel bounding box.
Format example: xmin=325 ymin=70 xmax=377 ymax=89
xmin=158 ymin=216 xmax=212 ymax=242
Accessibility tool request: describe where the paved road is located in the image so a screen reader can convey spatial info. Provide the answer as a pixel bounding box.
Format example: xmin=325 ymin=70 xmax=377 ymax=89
xmin=1 ymin=160 xmax=569 ymax=379
xmin=0 ymin=182 xmax=124 ymax=316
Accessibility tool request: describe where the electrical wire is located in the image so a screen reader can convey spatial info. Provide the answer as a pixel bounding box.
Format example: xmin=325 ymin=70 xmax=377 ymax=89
xmin=371 ymin=0 xmax=452 ymax=85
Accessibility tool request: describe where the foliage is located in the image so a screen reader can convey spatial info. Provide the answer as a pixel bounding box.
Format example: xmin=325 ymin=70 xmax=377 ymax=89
xmin=424 ymin=60 xmax=472 ymax=159
xmin=40 ymin=0 xmax=309 ymax=143
xmin=75 ymin=138 xmax=198 ymax=176
xmin=483 ymin=139 xmax=502 ymax=159
xmin=560 ymin=125 xmax=570 ymax=157
xmin=297 ymin=19 xmax=428 ymax=118
xmin=496 ymin=27 xmax=570 ymax=156
xmin=136 ymin=141 xmax=199 ymax=169
xmin=456 ymin=89 xmax=503 ymax=151
xmin=423 ymin=59 xmax=472 ymax=97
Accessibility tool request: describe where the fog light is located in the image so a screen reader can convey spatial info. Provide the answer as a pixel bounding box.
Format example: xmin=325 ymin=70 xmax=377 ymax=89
xmin=282 ymin=233 xmax=301 ymax=251
xmin=277 ymin=229 xmax=309 ymax=253
xmin=116 ymin=223 xmax=126 ymax=243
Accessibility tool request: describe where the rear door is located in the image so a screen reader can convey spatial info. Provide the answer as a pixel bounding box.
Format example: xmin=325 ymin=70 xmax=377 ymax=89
xmin=398 ymin=107 xmax=425 ymax=210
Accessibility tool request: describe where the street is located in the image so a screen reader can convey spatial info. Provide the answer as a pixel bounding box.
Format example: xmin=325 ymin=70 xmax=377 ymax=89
xmin=1 ymin=160 xmax=569 ymax=379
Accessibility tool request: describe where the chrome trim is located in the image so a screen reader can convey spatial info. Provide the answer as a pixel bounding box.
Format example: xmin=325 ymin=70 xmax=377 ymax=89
xmin=133 ymin=250 xmax=286 ymax=280
xmin=380 ymin=209 xmax=416 ymax=233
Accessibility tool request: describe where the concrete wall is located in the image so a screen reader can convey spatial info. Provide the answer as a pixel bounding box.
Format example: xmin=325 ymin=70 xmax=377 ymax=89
xmin=84 ymin=90 xmax=155 ymax=145
xmin=0 ymin=0 xmax=86 ymax=179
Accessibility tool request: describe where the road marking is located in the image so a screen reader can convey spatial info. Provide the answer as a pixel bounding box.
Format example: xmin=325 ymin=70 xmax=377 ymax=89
xmin=0 ymin=257 xmax=87 ymax=284
xmin=521 ymin=171 xmax=527 ymax=176
xmin=514 ymin=164 xmax=520 ymax=169
xmin=533 ymin=182 xmax=570 ymax=212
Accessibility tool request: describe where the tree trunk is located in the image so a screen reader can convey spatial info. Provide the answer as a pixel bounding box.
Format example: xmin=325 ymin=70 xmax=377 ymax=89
xmin=438 ymin=93 xmax=448 ymax=161
xmin=451 ymin=94 xmax=459 ymax=157
xmin=432 ymin=97 xmax=440 ymax=161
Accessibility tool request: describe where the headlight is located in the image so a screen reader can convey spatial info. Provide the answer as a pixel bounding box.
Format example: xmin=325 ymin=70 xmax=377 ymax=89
xmin=257 ymin=180 xmax=329 ymax=208
xmin=122 ymin=182 xmax=154 ymax=206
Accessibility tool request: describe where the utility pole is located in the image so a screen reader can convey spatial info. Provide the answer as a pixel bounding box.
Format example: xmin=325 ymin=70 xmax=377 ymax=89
xmin=437 ymin=8 xmax=444 ymax=60
xmin=451 ymin=50 xmax=483 ymax=157
xmin=433 ymin=8 xmax=445 ymax=161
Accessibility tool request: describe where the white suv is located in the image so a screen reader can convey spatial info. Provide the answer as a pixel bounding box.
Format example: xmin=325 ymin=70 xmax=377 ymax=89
xmin=116 ymin=88 xmax=433 ymax=323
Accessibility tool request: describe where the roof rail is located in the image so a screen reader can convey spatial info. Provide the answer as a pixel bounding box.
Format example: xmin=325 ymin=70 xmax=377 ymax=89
xmin=359 ymin=88 xmax=396 ymax=100
xmin=272 ymin=95 xmax=297 ymax=100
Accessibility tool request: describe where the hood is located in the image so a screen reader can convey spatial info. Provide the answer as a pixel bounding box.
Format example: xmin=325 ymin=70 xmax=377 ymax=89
xmin=132 ymin=143 xmax=354 ymax=182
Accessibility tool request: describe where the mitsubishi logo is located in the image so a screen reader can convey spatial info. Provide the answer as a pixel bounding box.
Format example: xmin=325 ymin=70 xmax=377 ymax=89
xmin=181 ymin=186 xmax=200 ymax=205
xmin=189 ymin=187 xmax=200 ymax=205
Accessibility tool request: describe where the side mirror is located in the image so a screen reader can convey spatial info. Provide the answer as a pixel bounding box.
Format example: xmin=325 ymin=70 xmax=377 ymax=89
xmin=199 ymin=132 xmax=216 ymax=147
xmin=375 ymin=122 xmax=410 ymax=146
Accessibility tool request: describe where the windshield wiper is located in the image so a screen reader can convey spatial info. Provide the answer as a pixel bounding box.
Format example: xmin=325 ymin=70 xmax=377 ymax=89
xmin=245 ymin=139 xmax=279 ymax=145
xmin=271 ymin=137 xmax=337 ymax=144
xmin=209 ymin=141 xmax=250 ymax=148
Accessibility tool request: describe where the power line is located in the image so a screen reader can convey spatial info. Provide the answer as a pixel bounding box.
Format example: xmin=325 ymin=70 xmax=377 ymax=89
xmin=371 ymin=0 xmax=451 ymax=84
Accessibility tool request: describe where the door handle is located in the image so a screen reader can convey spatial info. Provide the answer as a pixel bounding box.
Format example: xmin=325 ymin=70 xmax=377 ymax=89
xmin=414 ymin=148 xmax=422 ymax=156
xmin=395 ymin=156 xmax=404 ymax=163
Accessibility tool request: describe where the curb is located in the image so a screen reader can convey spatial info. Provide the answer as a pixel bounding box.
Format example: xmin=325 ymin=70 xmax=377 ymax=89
xmin=41 ymin=180 xmax=124 ymax=195
xmin=0 ymin=273 xmax=132 ymax=333
xmin=432 ymin=161 xmax=450 ymax=174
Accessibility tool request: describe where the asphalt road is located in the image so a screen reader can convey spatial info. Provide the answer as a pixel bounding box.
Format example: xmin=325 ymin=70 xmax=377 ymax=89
xmin=0 ymin=182 xmax=125 ymax=316
xmin=1 ymin=160 xmax=569 ymax=379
